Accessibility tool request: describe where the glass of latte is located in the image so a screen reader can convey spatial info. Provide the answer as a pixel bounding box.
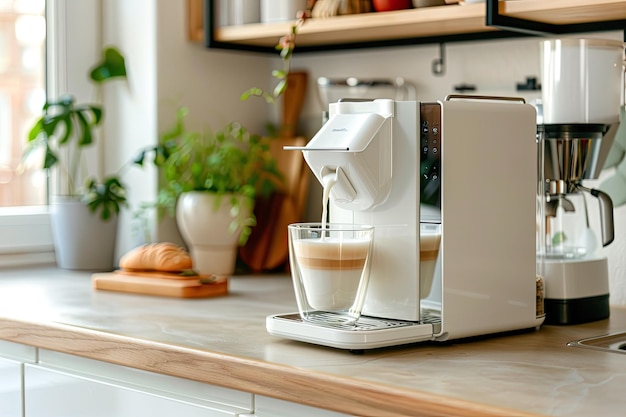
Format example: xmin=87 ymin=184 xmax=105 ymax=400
xmin=288 ymin=223 xmax=374 ymax=325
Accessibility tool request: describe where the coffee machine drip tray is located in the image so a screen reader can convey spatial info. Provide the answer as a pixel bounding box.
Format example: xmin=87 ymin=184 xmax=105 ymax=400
xmin=266 ymin=312 xmax=440 ymax=350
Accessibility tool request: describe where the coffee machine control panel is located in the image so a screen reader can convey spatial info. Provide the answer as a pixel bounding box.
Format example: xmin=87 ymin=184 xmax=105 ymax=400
xmin=420 ymin=103 xmax=442 ymax=223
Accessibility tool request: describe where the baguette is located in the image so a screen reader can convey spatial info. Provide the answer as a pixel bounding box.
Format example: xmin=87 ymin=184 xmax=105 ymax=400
xmin=119 ymin=243 xmax=193 ymax=272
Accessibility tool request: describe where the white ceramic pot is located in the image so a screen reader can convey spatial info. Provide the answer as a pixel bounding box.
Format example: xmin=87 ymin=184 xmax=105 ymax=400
xmin=231 ymin=0 xmax=260 ymax=25
xmin=260 ymin=0 xmax=307 ymax=23
xmin=176 ymin=191 xmax=252 ymax=276
xmin=218 ymin=0 xmax=261 ymax=26
xmin=50 ymin=196 xmax=118 ymax=271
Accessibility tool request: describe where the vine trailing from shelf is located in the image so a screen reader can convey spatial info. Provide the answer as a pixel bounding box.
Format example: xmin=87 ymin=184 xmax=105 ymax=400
xmin=240 ymin=10 xmax=309 ymax=104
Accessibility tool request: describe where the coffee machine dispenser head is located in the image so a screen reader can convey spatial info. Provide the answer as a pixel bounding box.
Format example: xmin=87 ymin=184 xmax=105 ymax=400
xmin=289 ymin=99 xmax=394 ymax=211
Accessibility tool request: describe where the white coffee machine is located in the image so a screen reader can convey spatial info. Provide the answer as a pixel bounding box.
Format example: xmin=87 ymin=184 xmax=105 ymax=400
xmin=267 ymin=96 xmax=545 ymax=350
xmin=539 ymin=38 xmax=623 ymax=325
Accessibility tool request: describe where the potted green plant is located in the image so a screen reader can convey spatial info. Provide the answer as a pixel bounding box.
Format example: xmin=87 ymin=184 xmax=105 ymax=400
xmin=129 ymin=12 xmax=307 ymax=276
xmin=24 ymin=47 xmax=128 ymax=271
xmin=134 ymin=107 xmax=282 ymax=276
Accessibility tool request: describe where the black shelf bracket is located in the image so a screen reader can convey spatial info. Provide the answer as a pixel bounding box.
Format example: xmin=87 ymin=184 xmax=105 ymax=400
xmin=485 ymin=0 xmax=626 ymax=39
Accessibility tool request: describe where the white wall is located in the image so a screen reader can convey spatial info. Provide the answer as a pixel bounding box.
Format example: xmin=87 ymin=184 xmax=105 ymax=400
xmin=102 ymin=0 xmax=273 ymax=255
xmin=153 ymin=1 xmax=274 ymax=246
xmin=102 ymin=2 xmax=625 ymax=305
xmin=101 ymin=0 xmax=158 ymax=253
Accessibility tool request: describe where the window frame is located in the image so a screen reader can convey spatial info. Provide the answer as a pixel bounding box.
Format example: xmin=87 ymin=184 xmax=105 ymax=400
xmin=0 ymin=0 xmax=101 ymax=267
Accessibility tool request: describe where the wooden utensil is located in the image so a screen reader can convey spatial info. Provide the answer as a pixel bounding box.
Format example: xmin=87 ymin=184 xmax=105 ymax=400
xmin=240 ymin=71 xmax=309 ymax=272
xmin=280 ymin=71 xmax=308 ymax=138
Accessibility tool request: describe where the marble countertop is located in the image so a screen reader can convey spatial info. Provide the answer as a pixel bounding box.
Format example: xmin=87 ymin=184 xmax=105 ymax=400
xmin=1 ymin=266 xmax=625 ymax=416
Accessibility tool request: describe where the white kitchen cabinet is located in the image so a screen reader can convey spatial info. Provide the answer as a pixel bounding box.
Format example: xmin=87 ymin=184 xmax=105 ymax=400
xmin=0 ymin=356 xmax=23 ymax=417
xmin=0 ymin=339 xmax=38 ymax=417
xmin=4 ymin=343 xmax=352 ymax=417
xmin=253 ymin=395 xmax=355 ymax=417
xmin=36 ymin=349 xmax=253 ymax=411
xmin=24 ymin=364 xmax=246 ymax=417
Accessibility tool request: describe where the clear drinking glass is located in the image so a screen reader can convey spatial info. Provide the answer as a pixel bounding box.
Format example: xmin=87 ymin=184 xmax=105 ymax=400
xmin=288 ymin=223 xmax=374 ymax=325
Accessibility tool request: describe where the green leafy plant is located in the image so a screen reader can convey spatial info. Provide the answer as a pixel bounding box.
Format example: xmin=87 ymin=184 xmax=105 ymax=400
xmin=24 ymin=47 xmax=128 ymax=221
xmin=89 ymin=47 xmax=127 ymax=82
xmin=83 ymin=176 xmax=127 ymax=221
xmin=133 ymin=107 xmax=283 ymax=245
xmin=240 ymin=11 xmax=308 ymax=103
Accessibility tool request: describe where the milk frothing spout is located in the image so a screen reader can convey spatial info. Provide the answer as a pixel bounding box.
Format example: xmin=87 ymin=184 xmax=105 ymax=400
xmin=285 ymin=99 xmax=393 ymax=211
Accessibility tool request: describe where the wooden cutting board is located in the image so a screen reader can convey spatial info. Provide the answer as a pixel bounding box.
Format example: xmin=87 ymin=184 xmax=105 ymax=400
xmin=92 ymin=271 xmax=228 ymax=298
xmin=239 ymin=71 xmax=310 ymax=272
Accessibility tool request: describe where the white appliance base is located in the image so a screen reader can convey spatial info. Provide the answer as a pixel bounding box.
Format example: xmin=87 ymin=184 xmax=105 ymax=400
xmin=266 ymin=313 xmax=437 ymax=350
xmin=542 ymin=256 xmax=609 ymax=299
xmin=541 ymin=256 xmax=610 ymax=324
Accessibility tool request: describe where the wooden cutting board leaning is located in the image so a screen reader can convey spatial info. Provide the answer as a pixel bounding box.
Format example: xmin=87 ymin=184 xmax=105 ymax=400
xmin=239 ymin=71 xmax=310 ymax=272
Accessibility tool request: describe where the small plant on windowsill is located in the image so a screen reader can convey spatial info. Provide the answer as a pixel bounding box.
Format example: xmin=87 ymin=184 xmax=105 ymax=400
xmin=23 ymin=46 xmax=129 ymax=270
xmin=25 ymin=47 xmax=128 ymax=221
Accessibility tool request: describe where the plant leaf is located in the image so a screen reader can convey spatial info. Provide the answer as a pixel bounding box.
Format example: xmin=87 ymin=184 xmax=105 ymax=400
xmin=43 ymin=145 xmax=58 ymax=170
xmin=273 ymin=79 xmax=287 ymax=98
xmin=50 ymin=113 xmax=73 ymax=145
xmin=272 ymin=69 xmax=286 ymax=79
xmin=75 ymin=111 xmax=93 ymax=147
xmin=82 ymin=175 xmax=127 ymax=221
xmin=90 ymin=46 xmax=127 ymax=82
xmin=27 ymin=118 xmax=45 ymax=141
xmin=240 ymin=87 xmax=263 ymax=101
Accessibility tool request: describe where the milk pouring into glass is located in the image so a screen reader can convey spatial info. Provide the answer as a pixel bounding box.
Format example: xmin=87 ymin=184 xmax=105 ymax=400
xmin=289 ymin=174 xmax=374 ymax=322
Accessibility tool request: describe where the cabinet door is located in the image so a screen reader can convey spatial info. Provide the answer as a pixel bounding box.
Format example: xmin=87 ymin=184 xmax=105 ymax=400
xmin=0 ymin=356 xmax=22 ymax=417
xmin=24 ymin=365 xmax=241 ymax=417
xmin=254 ymin=395 xmax=355 ymax=417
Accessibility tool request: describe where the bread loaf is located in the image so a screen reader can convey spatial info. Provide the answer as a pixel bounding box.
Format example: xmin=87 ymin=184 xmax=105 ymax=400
xmin=119 ymin=243 xmax=193 ymax=272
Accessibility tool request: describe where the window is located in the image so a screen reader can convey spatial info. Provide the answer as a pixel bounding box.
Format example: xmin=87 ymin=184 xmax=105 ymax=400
xmin=0 ymin=1 xmax=46 ymax=207
xmin=0 ymin=0 xmax=100 ymax=266
xmin=0 ymin=0 xmax=50 ymax=266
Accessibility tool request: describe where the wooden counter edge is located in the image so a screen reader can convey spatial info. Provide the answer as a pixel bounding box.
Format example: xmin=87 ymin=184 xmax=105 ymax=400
xmin=0 ymin=316 xmax=544 ymax=417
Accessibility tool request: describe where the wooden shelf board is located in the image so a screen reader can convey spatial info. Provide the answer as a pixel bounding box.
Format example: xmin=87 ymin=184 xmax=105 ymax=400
xmin=201 ymin=0 xmax=626 ymax=49
xmin=217 ymin=4 xmax=492 ymax=47
xmin=504 ymin=0 xmax=626 ymax=25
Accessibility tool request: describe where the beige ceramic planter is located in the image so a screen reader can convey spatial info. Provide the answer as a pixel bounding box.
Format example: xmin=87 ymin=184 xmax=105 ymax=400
xmin=176 ymin=191 xmax=251 ymax=276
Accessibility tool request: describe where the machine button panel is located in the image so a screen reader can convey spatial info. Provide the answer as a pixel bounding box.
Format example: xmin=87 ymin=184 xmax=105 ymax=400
xmin=419 ymin=102 xmax=442 ymax=222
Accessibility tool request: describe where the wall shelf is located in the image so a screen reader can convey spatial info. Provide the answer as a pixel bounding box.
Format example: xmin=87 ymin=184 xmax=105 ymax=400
xmin=188 ymin=0 xmax=626 ymax=52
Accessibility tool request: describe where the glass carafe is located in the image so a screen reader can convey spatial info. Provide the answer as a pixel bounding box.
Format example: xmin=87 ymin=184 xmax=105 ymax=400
xmin=544 ymin=191 xmax=597 ymax=259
